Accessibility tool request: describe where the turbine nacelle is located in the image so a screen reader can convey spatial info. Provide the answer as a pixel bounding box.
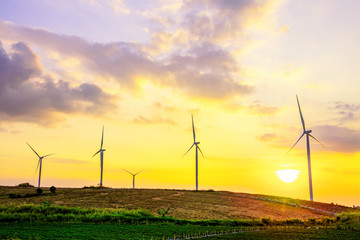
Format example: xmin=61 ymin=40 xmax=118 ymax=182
xmin=195 ymin=142 xmax=200 ymax=145
xmin=305 ymin=130 xmax=312 ymax=134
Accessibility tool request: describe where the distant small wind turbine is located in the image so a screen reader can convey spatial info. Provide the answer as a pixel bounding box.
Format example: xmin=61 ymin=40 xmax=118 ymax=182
xmin=182 ymin=114 xmax=204 ymax=191
xmin=93 ymin=126 xmax=106 ymax=187
xmin=286 ymin=95 xmax=324 ymax=201
xmin=26 ymin=142 xmax=54 ymax=188
xmin=123 ymin=169 xmax=143 ymax=189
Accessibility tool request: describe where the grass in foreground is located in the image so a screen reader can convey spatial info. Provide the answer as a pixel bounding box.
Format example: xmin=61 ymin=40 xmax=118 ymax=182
xmin=0 ymin=222 xmax=246 ymax=240
xmin=206 ymin=228 xmax=360 ymax=240
xmin=1 ymin=223 xmax=360 ymax=240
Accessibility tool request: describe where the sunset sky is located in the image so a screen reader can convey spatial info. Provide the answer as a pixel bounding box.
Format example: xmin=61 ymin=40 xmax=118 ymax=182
xmin=1 ymin=0 xmax=359 ymax=207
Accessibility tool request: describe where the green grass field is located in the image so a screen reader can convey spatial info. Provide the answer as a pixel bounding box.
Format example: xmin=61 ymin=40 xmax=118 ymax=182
xmin=1 ymin=223 xmax=360 ymax=240
xmin=1 ymin=187 xmax=360 ymax=239
xmin=205 ymin=228 xmax=360 ymax=240
xmin=0 ymin=222 xmax=243 ymax=240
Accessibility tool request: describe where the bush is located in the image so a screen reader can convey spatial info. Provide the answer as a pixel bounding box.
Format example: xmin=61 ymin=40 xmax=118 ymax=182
xmin=8 ymin=193 xmax=21 ymax=199
xmin=23 ymin=193 xmax=37 ymax=198
xmin=43 ymin=200 xmax=53 ymax=207
xmin=286 ymin=218 xmax=301 ymax=225
xmin=17 ymin=182 xmax=34 ymax=187
xmin=36 ymin=188 xmax=43 ymax=195
xmin=157 ymin=208 xmax=170 ymax=217
xmin=261 ymin=217 xmax=272 ymax=226
xmin=50 ymin=186 xmax=56 ymax=194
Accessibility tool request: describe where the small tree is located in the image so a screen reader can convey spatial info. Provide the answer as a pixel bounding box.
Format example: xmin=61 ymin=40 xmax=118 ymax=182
xmin=36 ymin=188 xmax=43 ymax=195
xmin=50 ymin=186 xmax=56 ymax=194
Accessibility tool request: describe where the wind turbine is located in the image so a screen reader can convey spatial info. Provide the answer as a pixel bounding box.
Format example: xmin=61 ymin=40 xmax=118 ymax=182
xmin=26 ymin=142 xmax=54 ymax=188
xmin=287 ymin=95 xmax=324 ymax=201
xmin=182 ymin=114 xmax=204 ymax=191
xmin=123 ymin=169 xmax=143 ymax=189
xmin=93 ymin=126 xmax=105 ymax=187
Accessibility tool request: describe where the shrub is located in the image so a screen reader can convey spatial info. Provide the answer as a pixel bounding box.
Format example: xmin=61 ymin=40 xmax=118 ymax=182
xmin=36 ymin=188 xmax=43 ymax=195
xmin=286 ymin=218 xmax=301 ymax=225
xmin=8 ymin=193 xmax=21 ymax=199
xmin=157 ymin=208 xmax=170 ymax=217
xmin=261 ymin=217 xmax=272 ymax=226
xmin=17 ymin=182 xmax=34 ymax=187
xmin=43 ymin=200 xmax=53 ymax=207
xmin=50 ymin=186 xmax=56 ymax=194
xmin=23 ymin=193 xmax=37 ymax=198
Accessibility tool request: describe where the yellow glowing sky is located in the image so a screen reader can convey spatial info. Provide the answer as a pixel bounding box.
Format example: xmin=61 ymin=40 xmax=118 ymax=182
xmin=0 ymin=0 xmax=360 ymax=207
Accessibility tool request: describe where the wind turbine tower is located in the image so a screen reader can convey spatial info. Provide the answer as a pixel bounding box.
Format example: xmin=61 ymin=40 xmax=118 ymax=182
xmin=26 ymin=142 xmax=54 ymax=188
xmin=123 ymin=169 xmax=143 ymax=189
xmin=182 ymin=114 xmax=204 ymax=191
xmin=93 ymin=126 xmax=106 ymax=187
xmin=287 ymin=95 xmax=324 ymax=201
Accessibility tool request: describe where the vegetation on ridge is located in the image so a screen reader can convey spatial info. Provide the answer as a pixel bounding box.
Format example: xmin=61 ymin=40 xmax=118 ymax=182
xmin=1 ymin=187 xmax=356 ymax=220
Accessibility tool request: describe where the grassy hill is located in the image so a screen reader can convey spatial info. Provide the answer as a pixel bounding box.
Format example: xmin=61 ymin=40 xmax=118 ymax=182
xmin=0 ymin=186 xmax=356 ymax=220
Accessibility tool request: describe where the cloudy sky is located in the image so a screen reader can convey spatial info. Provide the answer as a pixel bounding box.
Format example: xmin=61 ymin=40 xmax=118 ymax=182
xmin=1 ymin=0 xmax=359 ymax=206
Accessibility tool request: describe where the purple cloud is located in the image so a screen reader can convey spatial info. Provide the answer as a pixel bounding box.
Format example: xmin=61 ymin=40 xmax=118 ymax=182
xmin=0 ymin=18 xmax=252 ymax=100
xmin=257 ymin=133 xmax=278 ymax=142
xmin=181 ymin=0 xmax=276 ymax=43
xmin=0 ymin=40 xmax=116 ymax=125
xmin=332 ymin=101 xmax=360 ymax=122
xmin=312 ymin=125 xmax=360 ymax=153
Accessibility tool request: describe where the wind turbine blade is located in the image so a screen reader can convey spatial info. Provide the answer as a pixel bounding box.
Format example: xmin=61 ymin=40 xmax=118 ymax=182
xmin=26 ymin=142 xmax=41 ymax=158
xmin=285 ymin=133 xmax=305 ymax=156
xmin=33 ymin=159 xmax=41 ymax=178
xmin=42 ymin=153 xmax=55 ymax=158
xmin=296 ymin=95 xmax=306 ymax=131
xmin=309 ymin=134 xmax=325 ymax=148
xmin=100 ymin=126 xmax=104 ymax=149
xmin=92 ymin=150 xmax=101 ymax=158
xmin=192 ymin=114 xmax=196 ymax=142
xmin=197 ymin=146 xmax=204 ymax=158
xmin=181 ymin=144 xmax=195 ymax=159
xmin=134 ymin=170 xmax=144 ymax=175
xmin=123 ymin=169 xmax=134 ymax=176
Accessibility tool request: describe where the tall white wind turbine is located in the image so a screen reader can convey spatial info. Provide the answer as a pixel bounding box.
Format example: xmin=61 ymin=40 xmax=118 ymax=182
xmin=123 ymin=169 xmax=143 ymax=189
xmin=182 ymin=114 xmax=204 ymax=191
xmin=93 ymin=126 xmax=106 ymax=187
xmin=287 ymin=95 xmax=324 ymax=201
xmin=26 ymin=142 xmax=54 ymax=188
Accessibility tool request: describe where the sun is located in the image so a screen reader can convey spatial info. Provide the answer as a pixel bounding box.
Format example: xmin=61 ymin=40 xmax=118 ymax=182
xmin=275 ymin=169 xmax=300 ymax=183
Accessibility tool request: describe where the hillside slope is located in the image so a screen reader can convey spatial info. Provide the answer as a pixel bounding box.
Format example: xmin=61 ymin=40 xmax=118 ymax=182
xmin=0 ymin=186 xmax=356 ymax=220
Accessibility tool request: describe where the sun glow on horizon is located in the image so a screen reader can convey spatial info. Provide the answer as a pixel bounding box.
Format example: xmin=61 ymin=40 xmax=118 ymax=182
xmin=276 ymin=169 xmax=300 ymax=183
